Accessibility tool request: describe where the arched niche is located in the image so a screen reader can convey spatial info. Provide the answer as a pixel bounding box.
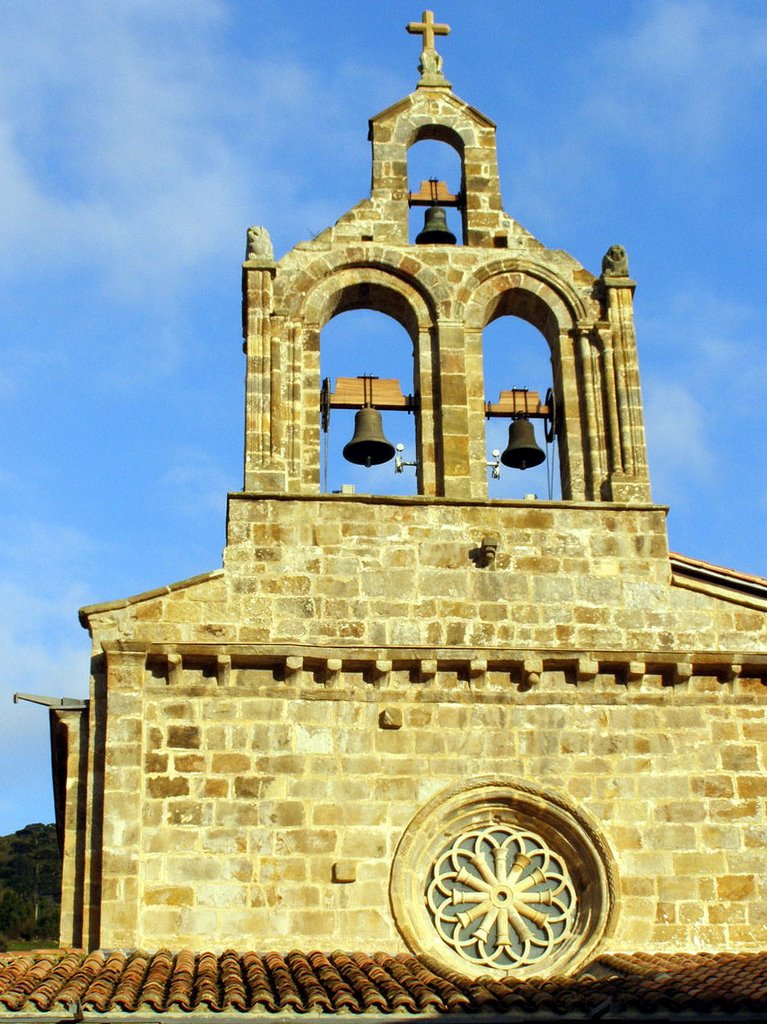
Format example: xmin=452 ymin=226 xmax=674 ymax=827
xmin=464 ymin=265 xmax=589 ymax=501
xmin=407 ymin=126 xmax=465 ymax=245
xmin=483 ymin=316 xmax=560 ymax=500
xmin=300 ymin=266 xmax=438 ymax=496
xmin=321 ymin=309 xmax=417 ymax=496
xmin=368 ymin=92 xmax=505 ymax=247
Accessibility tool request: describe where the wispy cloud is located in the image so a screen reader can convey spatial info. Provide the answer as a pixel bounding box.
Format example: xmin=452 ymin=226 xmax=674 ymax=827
xmin=0 ymin=512 xmax=95 ymax=832
xmin=160 ymin=446 xmax=236 ymax=517
xmin=638 ymin=284 xmax=767 ymax=522
xmin=591 ymin=1 xmax=767 ymax=159
xmin=507 ymin=0 xmax=767 ymax=236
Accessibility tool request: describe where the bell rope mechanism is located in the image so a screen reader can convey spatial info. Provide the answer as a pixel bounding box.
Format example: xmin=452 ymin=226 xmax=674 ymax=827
xmin=485 ymin=387 xmax=558 ymax=497
xmin=320 ymin=375 xmax=417 ymax=489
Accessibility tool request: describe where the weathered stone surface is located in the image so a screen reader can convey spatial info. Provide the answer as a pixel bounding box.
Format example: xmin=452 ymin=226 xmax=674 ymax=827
xmin=60 ymin=48 xmax=767 ymax=967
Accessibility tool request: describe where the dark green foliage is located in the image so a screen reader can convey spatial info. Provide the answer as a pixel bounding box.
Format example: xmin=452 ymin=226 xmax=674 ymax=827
xmin=0 ymin=824 xmax=61 ymax=945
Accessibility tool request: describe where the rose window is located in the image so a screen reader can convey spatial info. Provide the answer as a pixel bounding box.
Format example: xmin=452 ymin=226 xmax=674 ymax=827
xmin=426 ymin=822 xmax=576 ymax=970
xmin=391 ymin=780 xmax=616 ymax=979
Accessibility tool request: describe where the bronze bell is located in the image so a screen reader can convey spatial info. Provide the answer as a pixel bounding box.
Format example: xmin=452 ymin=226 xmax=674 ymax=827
xmin=500 ymin=417 xmax=546 ymax=470
xmin=342 ymin=407 xmax=396 ymax=467
xmin=415 ymin=205 xmax=457 ymax=245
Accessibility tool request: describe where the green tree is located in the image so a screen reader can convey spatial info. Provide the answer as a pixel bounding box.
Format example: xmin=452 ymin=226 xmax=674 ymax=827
xmin=0 ymin=824 xmax=61 ymax=942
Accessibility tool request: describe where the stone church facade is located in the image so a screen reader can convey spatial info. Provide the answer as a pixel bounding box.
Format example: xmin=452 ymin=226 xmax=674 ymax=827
xmin=50 ymin=11 xmax=767 ymax=980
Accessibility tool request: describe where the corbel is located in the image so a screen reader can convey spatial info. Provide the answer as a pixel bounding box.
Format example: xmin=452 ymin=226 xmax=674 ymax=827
xmin=419 ymin=659 xmax=438 ymax=684
xmin=324 ymin=658 xmax=343 ymax=687
xmin=216 ymin=654 xmax=231 ymax=687
xmin=370 ymin=660 xmax=393 ymax=688
xmin=284 ymin=655 xmax=303 ymax=682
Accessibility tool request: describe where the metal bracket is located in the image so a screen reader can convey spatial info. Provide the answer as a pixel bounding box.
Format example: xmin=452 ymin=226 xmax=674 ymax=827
xmin=14 ymin=693 xmax=87 ymax=709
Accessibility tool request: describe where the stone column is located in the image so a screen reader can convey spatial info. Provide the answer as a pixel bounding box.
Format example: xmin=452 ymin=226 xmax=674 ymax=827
xmin=601 ymin=276 xmax=652 ymax=503
xmin=573 ymin=324 xmax=605 ymax=501
xmin=415 ymin=324 xmax=438 ymax=496
xmin=97 ymin=647 xmax=146 ymax=949
xmin=464 ymin=326 xmax=489 ymax=499
xmin=52 ymin=706 xmax=89 ymax=948
xmin=596 ymin=324 xmax=625 ymax=494
xmin=433 ymin=320 xmax=473 ymax=497
xmin=297 ymin=323 xmax=319 ymax=493
xmin=555 ymin=327 xmax=587 ymax=502
xmin=242 ymin=260 xmax=281 ymax=491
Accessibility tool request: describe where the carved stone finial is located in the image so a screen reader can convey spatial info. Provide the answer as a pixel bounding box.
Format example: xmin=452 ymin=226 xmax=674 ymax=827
xmin=246 ymin=225 xmax=274 ymax=262
xmin=601 ymin=244 xmax=629 ymax=278
xmin=406 ymin=9 xmax=451 ymax=88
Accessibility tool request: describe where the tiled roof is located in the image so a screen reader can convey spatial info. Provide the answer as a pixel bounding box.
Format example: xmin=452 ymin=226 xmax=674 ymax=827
xmin=670 ymin=550 xmax=767 ymax=600
xmin=1 ymin=949 xmax=766 ymax=1018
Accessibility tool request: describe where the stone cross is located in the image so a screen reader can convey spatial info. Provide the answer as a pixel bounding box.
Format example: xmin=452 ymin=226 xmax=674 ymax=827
xmin=406 ymin=9 xmax=450 ymax=54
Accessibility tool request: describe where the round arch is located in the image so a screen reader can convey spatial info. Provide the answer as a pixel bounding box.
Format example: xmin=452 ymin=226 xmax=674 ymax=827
xmin=284 ymin=251 xmax=445 ymax=334
xmin=291 ymin=259 xmax=444 ymax=497
xmin=392 ymin=111 xmax=475 ymax=157
xmin=405 ymin=122 xmax=465 ymax=157
xmin=461 ymin=259 xmax=594 ymax=344
xmin=462 ymin=261 xmax=597 ymax=502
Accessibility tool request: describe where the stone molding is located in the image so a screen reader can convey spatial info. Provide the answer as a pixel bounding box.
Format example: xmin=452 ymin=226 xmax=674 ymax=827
xmin=101 ymin=641 xmax=767 ymax=692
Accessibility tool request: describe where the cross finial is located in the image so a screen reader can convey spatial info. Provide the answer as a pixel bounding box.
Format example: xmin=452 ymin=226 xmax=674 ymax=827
xmin=407 ymin=9 xmax=450 ymax=52
xmin=406 ymin=9 xmax=452 ymax=89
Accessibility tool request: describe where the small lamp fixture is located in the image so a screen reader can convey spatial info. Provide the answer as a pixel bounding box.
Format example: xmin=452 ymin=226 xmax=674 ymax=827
xmin=394 ymin=443 xmax=417 ymax=474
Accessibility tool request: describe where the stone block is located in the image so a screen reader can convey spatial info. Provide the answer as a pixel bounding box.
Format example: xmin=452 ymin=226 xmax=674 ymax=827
xmin=147 ymin=777 xmax=190 ymax=798
xmin=167 ymin=726 xmax=201 ymax=749
xmin=332 ymin=861 xmax=357 ymax=883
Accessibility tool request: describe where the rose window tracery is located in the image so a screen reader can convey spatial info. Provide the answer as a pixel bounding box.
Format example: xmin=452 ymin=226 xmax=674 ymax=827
xmin=391 ymin=780 xmax=615 ymax=979
xmin=426 ymin=822 xmax=576 ymax=970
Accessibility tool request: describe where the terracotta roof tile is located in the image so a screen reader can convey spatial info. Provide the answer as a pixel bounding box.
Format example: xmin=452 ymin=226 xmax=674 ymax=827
xmin=1 ymin=949 xmax=767 ymax=1017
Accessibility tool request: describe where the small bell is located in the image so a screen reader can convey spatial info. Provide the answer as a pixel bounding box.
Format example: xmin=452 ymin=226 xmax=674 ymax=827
xmin=500 ymin=417 xmax=546 ymax=470
xmin=415 ymin=206 xmax=457 ymax=245
xmin=342 ymin=407 xmax=396 ymax=467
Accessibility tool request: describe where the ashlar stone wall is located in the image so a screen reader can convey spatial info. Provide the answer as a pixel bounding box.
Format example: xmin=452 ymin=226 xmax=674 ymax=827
xmin=67 ymin=492 xmax=767 ymax=954
xmin=128 ymin=679 xmax=767 ymax=953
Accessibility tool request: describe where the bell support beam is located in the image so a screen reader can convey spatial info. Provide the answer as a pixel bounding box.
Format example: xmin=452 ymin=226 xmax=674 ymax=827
xmin=322 ymin=377 xmax=415 ymax=413
xmin=484 ymin=389 xmax=550 ymax=418
xmin=408 ymin=178 xmax=462 ymax=208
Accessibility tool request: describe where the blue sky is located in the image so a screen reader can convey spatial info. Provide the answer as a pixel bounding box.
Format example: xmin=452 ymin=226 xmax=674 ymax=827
xmin=1 ymin=0 xmax=766 ymax=836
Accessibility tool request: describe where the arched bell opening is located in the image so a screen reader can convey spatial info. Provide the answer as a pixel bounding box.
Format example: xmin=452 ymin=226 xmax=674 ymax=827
xmin=407 ymin=133 xmax=464 ymax=245
xmin=482 ymin=315 xmax=561 ymax=501
xmin=320 ymin=308 xmax=418 ymax=497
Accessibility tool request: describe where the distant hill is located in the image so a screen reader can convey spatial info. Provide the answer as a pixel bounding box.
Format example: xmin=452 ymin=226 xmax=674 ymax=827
xmin=0 ymin=824 xmax=61 ymax=950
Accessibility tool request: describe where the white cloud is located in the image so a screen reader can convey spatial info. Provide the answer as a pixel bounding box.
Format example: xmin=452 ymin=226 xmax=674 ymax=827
xmin=0 ymin=2 xmax=357 ymax=297
xmin=643 ymin=378 xmax=713 ymax=500
xmin=506 ymin=0 xmax=767 ymax=235
xmin=586 ymin=1 xmax=767 ymax=161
